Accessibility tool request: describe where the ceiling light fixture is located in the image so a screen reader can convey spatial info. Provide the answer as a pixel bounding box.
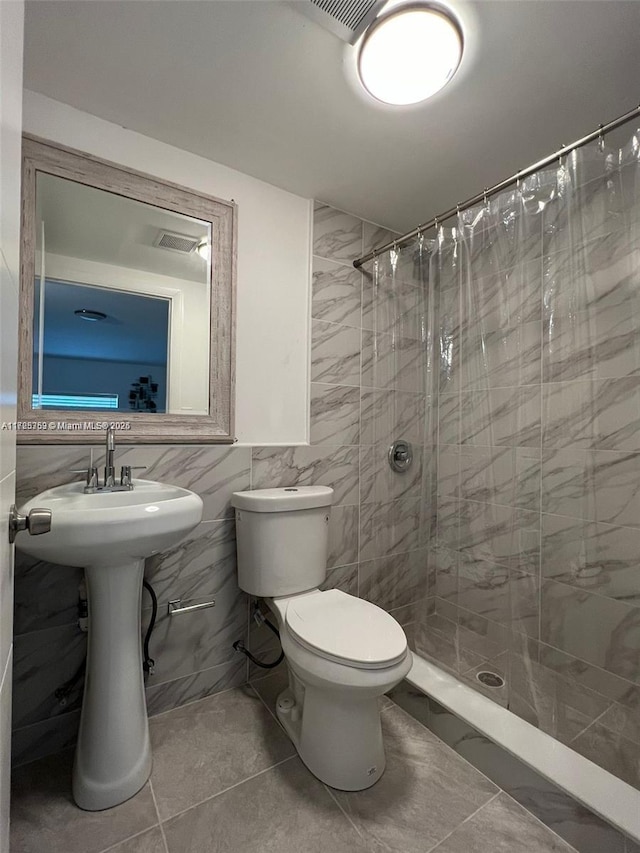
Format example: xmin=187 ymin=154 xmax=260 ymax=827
xmin=357 ymin=2 xmax=463 ymax=106
xmin=196 ymin=240 xmax=210 ymax=262
xmin=74 ymin=309 xmax=107 ymax=322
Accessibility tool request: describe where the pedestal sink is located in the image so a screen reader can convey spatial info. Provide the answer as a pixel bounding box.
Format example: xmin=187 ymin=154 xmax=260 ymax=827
xmin=15 ymin=479 xmax=203 ymax=811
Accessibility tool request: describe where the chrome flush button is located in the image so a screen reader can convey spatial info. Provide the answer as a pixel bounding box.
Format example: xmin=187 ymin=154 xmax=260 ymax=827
xmin=388 ymin=439 xmax=413 ymax=473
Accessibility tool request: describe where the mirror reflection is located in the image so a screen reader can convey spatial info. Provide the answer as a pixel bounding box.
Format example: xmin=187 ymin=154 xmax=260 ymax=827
xmin=33 ymin=172 xmax=212 ymax=415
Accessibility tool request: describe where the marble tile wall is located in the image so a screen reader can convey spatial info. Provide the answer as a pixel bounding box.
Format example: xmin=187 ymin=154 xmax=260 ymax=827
xmin=12 ymin=203 xmax=433 ymax=764
xmin=420 ymin=157 xmax=640 ymax=789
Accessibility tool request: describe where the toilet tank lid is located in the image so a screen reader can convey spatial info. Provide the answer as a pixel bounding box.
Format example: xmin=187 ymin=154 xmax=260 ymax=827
xmin=231 ymin=486 xmax=334 ymax=512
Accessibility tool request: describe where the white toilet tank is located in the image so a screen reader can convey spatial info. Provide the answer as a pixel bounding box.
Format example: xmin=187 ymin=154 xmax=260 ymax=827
xmin=231 ymin=486 xmax=334 ymax=597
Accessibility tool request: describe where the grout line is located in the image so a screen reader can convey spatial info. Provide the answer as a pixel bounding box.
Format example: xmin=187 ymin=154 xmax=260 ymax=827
xmin=148 ymin=677 xmax=249 ymax=721
xmin=567 ymin=702 xmax=615 ymax=745
xmin=148 ymin=779 xmax=171 ymax=853
xmin=495 ymin=790 xmax=581 ymax=853
xmin=424 ymin=791 xmax=503 ymax=853
xmin=159 ymin=754 xmax=297 ymax=824
xmin=247 ymin=679 xmax=286 ymax=730
xmin=323 ymin=782 xmax=369 ymax=842
xmin=96 ymin=824 xmax=164 ymax=853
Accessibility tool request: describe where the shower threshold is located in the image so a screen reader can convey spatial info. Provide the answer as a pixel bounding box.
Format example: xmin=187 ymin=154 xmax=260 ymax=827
xmin=407 ymin=654 xmax=640 ymax=843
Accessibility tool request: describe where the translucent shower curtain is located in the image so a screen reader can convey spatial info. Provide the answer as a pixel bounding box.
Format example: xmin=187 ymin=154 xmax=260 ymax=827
xmin=373 ymin=126 xmax=640 ymax=789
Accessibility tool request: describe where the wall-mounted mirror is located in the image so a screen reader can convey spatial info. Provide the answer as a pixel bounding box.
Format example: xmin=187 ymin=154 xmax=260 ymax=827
xmin=19 ymin=136 xmax=236 ymax=442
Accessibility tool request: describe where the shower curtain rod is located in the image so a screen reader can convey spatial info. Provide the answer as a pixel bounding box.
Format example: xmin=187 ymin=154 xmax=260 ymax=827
xmin=352 ymin=103 xmax=640 ymax=269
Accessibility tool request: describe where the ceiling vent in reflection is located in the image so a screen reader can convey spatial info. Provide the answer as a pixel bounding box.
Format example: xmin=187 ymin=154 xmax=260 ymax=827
xmin=293 ymin=0 xmax=387 ymax=44
xmin=153 ymin=230 xmax=200 ymax=254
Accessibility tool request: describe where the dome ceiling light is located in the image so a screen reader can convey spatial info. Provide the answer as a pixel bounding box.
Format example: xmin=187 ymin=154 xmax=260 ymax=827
xmin=357 ymin=2 xmax=463 ymax=106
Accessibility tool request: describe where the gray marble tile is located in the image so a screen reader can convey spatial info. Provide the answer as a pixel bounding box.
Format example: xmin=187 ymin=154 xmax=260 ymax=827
xmin=163 ymin=756 xmax=378 ymax=853
xmin=543 ymin=304 xmax=640 ymax=384
xmin=438 ymin=393 xmax=461 ymax=446
xmin=542 ymin=378 xmax=640 ymax=452
xmin=543 ymin=226 xmax=640 ymax=317
xmin=10 ymin=751 xmax=158 ymax=853
xmin=360 ymin=443 xmax=424 ymax=505
xmin=459 ymin=501 xmax=540 ymax=575
xmin=541 ymin=448 xmax=640 ymax=528
xmin=537 ymin=641 xmax=640 ymax=712
xmin=596 ymin=700 xmax=640 ymax=746
xmin=13 ymin=553 xmax=83 ymax=635
xmin=456 ymin=556 xmax=539 ymax=638
xmin=313 ymin=203 xmax=363 ymax=263
xmin=540 ymin=580 xmax=640 ymax=684
xmin=460 ymin=445 xmax=541 ymax=511
xmin=459 ymin=195 xmax=543 ymax=280
xmin=245 ymin=610 xmax=286 ymax=680
xmin=311 ymin=319 xmax=361 ymax=386
xmin=327 ymin=504 xmax=358 ymax=569
xmin=363 ymin=221 xmax=400 ymax=257
xmin=251 ymin=445 xmax=359 ymax=507
xmin=141 ymin=583 xmax=247 ymax=688
xmin=149 ymin=685 xmax=295 ymax=820
xmin=120 ymin=445 xmax=252 ymax=522
xmin=461 ymin=386 xmax=541 ymax=447
xmin=435 ymin=497 xmax=459 ymax=551
xmin=360 ymin=388 xmax=427 ymax=446
xmin=437 ymin=445 xmax=459 ymax=498
xmin=541 ymin=514 xmax=640 ymax=604
xmin=145 ymin=656 xmax=247 ymax=717
xmin=12 ymin=624 xmax=87 ymax=728
xmin=320 ymin=562 xmax=358 ymax=596
xmin=359 ymin=548 xmax=428 ymax=613
xmin=457 ymin=608 xmax=510 ymax=662
xmin=431 ymin=791 xmax=577 ymax=852
xmin=16 ymin=444 xmax=252 ymax=523
xmin=366 ymin=271 xmax=425 ymax=341
xmin=463 ymin=321 xmax=542 ymax=389
xmin=359 ymin=498 xmax=423 ymax=561
xmin=144 ymin=519 xmax=238 ymax=603
xmin=310 ymin=383 xmax=360 ymax=445
xmin=312 ymin=256 xmax=362 ymax=328
xmin=101 ymin=828 xmax=167 ymax=853
xmin=570 ymin=720 xmax=640 ymax=788
xmin=388 ymin=683 xmax=630 ymax=853
xmin=11 ymin=710 xmax=80 ymax=769
xmin=464 ymin=259 xmax=542 ymax=333
xmin=330 ymin=705 xmax=498 ymax=853
xmin=431 ymin=546 xmax=459 ymax=604
xmin=361 ymin=329 xmax=427 ymax=394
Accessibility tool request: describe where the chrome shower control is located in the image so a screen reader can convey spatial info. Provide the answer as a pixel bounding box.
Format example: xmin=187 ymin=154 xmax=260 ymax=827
xmin=8 ymin=504 xmax=52 ymax=544
xmin=388 ymin=439 xmax=413 ymax=473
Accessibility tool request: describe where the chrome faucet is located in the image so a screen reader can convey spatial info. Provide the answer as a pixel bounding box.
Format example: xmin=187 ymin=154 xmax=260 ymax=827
xmin=73 ymin=427 xmax=144 ymax=493
xmin=104 ymin=426 xmax=116 ymax=488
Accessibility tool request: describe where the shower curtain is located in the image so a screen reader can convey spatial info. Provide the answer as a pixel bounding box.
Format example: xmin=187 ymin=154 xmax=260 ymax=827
xmin=369 ymin=126 xmax=640 ymax=789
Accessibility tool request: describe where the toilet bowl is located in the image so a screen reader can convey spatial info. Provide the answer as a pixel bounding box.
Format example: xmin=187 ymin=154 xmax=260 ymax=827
xmin=231 ymin=486 xmax=412 ymax=791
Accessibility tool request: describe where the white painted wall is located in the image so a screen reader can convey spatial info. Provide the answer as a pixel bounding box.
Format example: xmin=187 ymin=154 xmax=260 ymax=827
xmin=23 ymin=91 xmax=312 ymax=445
xmin=0 ymin=2 xmax=24 ymax=849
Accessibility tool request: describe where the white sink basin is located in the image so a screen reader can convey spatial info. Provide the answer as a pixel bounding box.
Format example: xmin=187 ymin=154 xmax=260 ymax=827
xmin=17 ymin=479 xmax=203 ymax=566
xmin=15 ymin=479 xmax=203 ymax=811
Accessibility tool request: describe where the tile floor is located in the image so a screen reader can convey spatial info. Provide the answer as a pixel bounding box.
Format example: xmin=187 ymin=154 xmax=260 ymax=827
xmin=11 ymin=673 xmax=579 ymax=853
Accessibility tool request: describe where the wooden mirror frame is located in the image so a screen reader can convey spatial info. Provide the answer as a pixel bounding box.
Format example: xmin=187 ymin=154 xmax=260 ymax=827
xmin=18 ymin=135 xmax=236 ymax=444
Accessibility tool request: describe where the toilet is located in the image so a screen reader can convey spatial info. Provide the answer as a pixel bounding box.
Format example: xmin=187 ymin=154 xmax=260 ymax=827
xmin=231 ymin=485 xmax=412 ymax=791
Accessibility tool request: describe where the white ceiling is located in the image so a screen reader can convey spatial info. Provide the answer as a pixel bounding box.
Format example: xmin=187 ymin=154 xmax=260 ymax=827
xmin=23 ymin=0 xmax=640 ymax=233
xmin=37 ymin=172 xmax=210 ymax=282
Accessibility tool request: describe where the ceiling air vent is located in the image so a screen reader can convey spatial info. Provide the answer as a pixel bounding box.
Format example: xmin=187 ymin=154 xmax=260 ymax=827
xmin=293 ymin=0 xmax=387 ymax=44
xmin=153 ymin=230 xmax=200 ymax=255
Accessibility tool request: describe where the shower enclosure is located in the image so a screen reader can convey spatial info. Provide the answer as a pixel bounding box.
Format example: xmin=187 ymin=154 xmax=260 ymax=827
xmin=361 ymin=122 xmax=640 ymax=792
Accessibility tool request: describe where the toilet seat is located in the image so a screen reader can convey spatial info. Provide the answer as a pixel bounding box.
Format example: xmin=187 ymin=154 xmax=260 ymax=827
xmin=284 ymin=589 xmax=407 ymax=670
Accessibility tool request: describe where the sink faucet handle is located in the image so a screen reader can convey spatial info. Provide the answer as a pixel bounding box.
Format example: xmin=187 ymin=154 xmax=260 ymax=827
xmin=120 ymin=465 xmax=146 ymax=487
xmin=70 ymin=467 xmax=99 ymax=489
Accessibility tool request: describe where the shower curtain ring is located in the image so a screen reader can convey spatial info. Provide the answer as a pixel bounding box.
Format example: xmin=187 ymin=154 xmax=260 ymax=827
xmin=598 ymin=123 xmax=605 ymax=152
xmin=483 ymin=188 xmax=489 ymax=207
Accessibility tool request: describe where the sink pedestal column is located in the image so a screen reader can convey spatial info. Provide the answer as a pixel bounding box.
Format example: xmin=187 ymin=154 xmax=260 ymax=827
xmin=73 ymin=559 xmax=152 ymax=810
